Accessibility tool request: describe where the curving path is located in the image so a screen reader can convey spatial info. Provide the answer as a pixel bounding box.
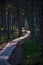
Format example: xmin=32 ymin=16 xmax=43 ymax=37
xmin=0 ymin=30 xmax=31 ymax=65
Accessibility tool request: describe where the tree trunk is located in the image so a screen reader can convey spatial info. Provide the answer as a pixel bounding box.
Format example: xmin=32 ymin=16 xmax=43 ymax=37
xmin=15 ymin=0 xmax=22 ymax=37
xmin=0 ymin=1 xmax=2 ymax=43
xmin=39 ymin=0 xmax=43 ymax=60
xmin=5 ymin=1 xmax=11 ymax=41
xmin=29 ymin=1 xmax=37 ymax=43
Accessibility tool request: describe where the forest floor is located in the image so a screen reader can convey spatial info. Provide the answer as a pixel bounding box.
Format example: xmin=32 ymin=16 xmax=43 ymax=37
xmin=0 ymin=42 xmax=8 ymax=51
xmin=22 ymin=38 xmax=42 ymax=65
xmin=0 ymin=30 xmax=42 ymax=65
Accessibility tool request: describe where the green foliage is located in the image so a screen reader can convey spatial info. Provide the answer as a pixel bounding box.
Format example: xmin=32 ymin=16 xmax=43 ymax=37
xmin=22 ymin=39 xmax=42 ymax=65
xmin=0 ymin=31 xmax=7 ymax=43
xmin=0 ymin=25 xmax=19 ymax=43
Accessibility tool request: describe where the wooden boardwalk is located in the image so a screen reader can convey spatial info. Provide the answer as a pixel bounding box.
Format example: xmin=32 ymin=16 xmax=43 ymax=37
xmin=0 ymin=59 xmax=11 ymax=65
xmin=0 ymin=30 xmax=31 ymax=65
